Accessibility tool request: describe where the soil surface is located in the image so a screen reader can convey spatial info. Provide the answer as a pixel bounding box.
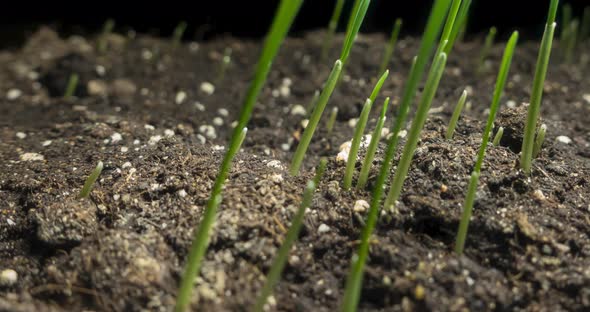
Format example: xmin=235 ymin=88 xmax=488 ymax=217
xmin=1 ymin=27 xmax=589 ymax=311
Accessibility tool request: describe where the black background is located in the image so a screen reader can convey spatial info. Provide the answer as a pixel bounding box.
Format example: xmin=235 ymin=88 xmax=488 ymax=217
xmin=0 ymin=0 xmax=588 ymax=48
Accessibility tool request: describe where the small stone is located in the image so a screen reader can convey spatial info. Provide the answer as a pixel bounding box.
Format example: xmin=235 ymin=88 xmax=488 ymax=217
xmin=398 ymin=130 xmax=408 ymax=138
xmin=112 ymin=79 xmax=137 ymax=97
xmin=95 ymin=65 xmax=106 ymax=76
xmin=148 ymin=135 xmax=162 ymax=145
xmin=200 ymin=82 xmax=215 ymax=95
xmin=354 ymin=200 xmax=369 ymax=212
xmin=441 ymin=184 xmax=448 ymax=193
xmin=199 ymin=125 xmax=216 ymax=139
xmin=177 ymin=189 xmax=187 ymax=198
xmin=87 ymin=80 xmax=108 ymax=96
xmin=290 ymin=105 xmax=306 ymax=116
xmin=414 ymin=285 xmax=425 ymax=300
xmin=213 ymin=117 xmax=224 ymax=126
xmin=218 ymin=108 xmax=229 ymax=117
xmin=175 ymin=91 xmax=187 ymax=105
xmin=20 ymin=152 xmax=44 ymax=161
xmin=269 ymin=173 xmax=283 ymax=183
xmin=122 ymin=162 xmax=132 ymax=168
xmin=0 ymin=269 xmax=18 ymax=286
xmin=279 ymin=85 xmax=290 ymax=97
xmin=42 ymin=140 xmax=52 ymax=147
xmin=301 ymin=119 xmax=309 ymax=128
xmin=110 ymin=132 xmax=123 ymax=143
xmin=6 ymin=89 xmax=22 ymax=100
xmin=15 ymin=132 xmax=27 ymax=139
xmin=195 ymin=102 xmax=205 ymax=111
xmin=144 ymin=124 xmax=155 ymax=131
xmin=506 ymin=100 xmax=517 ymax=108
xmin=556 ymin=136 xmax=572 ymax=144
xmin=141 ymin=49 xmax=153 ymax=60
xmin=266 ymin=160 xmax=283 ymax=169
xmin=120 ymin=146 xmax=128 ymax=153
xmin=348 ymin=118 xmax=358 ymax=128
xmin=318 ymin=224 xmax=330 ymax=234
xmin=164 ymin=129 xmax=175 ymax=137
xmin=583 ymin=94 xmax=590 ymax=104
xmin=533 ymin=189 xmax=546 ymax=201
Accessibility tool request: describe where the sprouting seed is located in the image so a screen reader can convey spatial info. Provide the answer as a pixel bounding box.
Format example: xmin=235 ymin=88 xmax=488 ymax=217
xmin=64 ymin=73 xmax=79 ymax=99
xmin=98 ymin=19 xmax=115 ymax=54
xmin=493 ymin=127 xmax=504 ymax=146
xmin=446 ymin=89 xmax=467 ymax=140
xmin=313 ymin=157 xmax=328 ymax=187
xmin=175 ymin=0 xmax=303 ymax=310
xmin=216 ymin=47 xmax=233 ymax=83
xmin=454 ymin=171 xmax=480 ymax=254
xmin=446 ymin=0 xmax=472 ymax=54
xmin=533 ymin=124 xmax=547 ymax=158
xmin=343 ymin=99 xmax=373 ymax=190
xmin=327 ymin=107 xmax=338 ymax=135
xmin=521 ymin=0 xmax=558 ymax=175
xmin=477 ymin=27 xmax=497 ymax=73
xmin=340 ymin=1 xmax=453 ymax=309
xmin=357 ymin=97 xmax=389 ymax=189
xmin=321 ymin=0 xmax=346 ymax=61
xmin=378 ymin=18 xmax=403 ymax=75
xmin=564 ymin=20 xmax=579 ymax=64
xmin=172 ymin=21 xmax=188 ymax=49
xmin=78 ymin=161 xmax=103 ymax=199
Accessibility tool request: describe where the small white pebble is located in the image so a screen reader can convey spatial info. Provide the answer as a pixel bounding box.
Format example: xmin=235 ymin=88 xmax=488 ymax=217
xmin=381 ymin=127 xmax=390 ymax=139
xmin=318 ymin=224 xmax=330 ymax=234
xmin=218 ymin=108 xmax=229 ymax=117
xmin=290 ymin=105 xmax=306 ymax=116
xmin=212 ymin=145 xmax=225 ymax=151
xmin=120 ymin=146 xmax=128 ymax=153
xmin=269 ymin=173 xmax=283 ymax=183
xmin=177 ymin=189 xmax=188 ymax=198
xmin=301 ymin=119 xmax=309 ymax=128
xmin=0 ymin=269 xmax=18 ymax=286
xmin=196 ymin=134 xmax=206 ymax=144
xmin=195 ymin=102 xmax=205 ymax=111
xmin=271 ymin=89 xmax=280 ymax=98
xmin=122 ymin=162 xmax=132 ymax=168
xmin=144 ymin=124 xmax=155 ymax=131
xmin=113 ymin=194 xmax=120 ymax=201
xmin=398 ymin=130 xmax=407 ymax=138
xmin=213 ymin=117 xmax=224 ymax=126
xmin=149 ymin=135 xmax=162 ymax=145
xmin=506 ymin=100 xmax=516 ymax=108
xmin=348 ymin=118 xmax=358 ymax=128
xmin=6 ymin=89 xmax=22 ymax=100
xmin=15 ymin=132 xmax=27 ymax=139
xmin=111 ymin=132 xmax=123 ymax=143
xmin=337 ymin=141 xmax=351 ymax=163
xmin=282 ymin=77 xmax=292 ymax=87
xmin=189 ymin=42 xmax=200 ymax=52
xmin=583 ymin=94 xmax=590 ymax=104
xmin=133 ymin=139 xmax=140 ymax=145
xmin=164 ymin=129 xmax=175 ymax=137
xmin=199 ymin=125 xmax=217 ymax=139
xmin=354 ymin=200 xmax=369 ymax=212
xmin=20 ymin=152 xmax=44 ymax=162
xmin=141 ymin=49 xmax=153 ymax=60
xmin=42 ymin=140 xmax=52 ymax=147
xmin=150 ymin=183 xmax=161 ymax=191
xmin=533 ymin=189 xmax=546 ymax=201
xmin=200 ymin=82 xmax=215 ymax=95
xmin=95 ymin=65 xmax=106 ymax=76
xmin=175 ymin=91 xmax=187 ymax=105
xmin=6 ymin=218 xmax=15 ymax=226
xmin=279 ymin=85 xmax=290 ymax=97
xmin=231 ymin=121 xmax=238 ymax=128
xmin=556 ymin=136 xmax=572 ymax=144
xmin=281 ymin=143 xmax=290 ymax=151
xmin=266 ymin=160 xmax=284 ymax=169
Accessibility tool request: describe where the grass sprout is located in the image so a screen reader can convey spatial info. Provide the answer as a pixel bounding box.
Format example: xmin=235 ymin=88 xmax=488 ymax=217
xmin=64 ymin=73 xmax=79 ymax=99
xmin=533 ymin=123 xmax=547 ymax=158
xmin=357 ymin=97 xmax=389 ymax=189
xmin=340 ymin=1 xmax=453 ymax=309
xmin=446 ymin=89 xmax=467 ymax=140
xmin=455 ymin=31 xmax=519 ymax=255
xmin=327 ymin=107 xmax=339 ymax=135
xmin=378 ymin=18 xmax=403 ymax=74
xmin=313 ymin=157 xmax=328 ymax=187
xmin=521 ymin=0 xmax=558 ymax=175
xmin=176 ymin=1 xmax=303 ymax=310
xmin=445 ymin=0 xmax=471 ymax=54
xmin=341 ymin=0 xmax=372 ymax=64
xmin=321 ymin=0 xmax=346 ymax=61
xmin=477 ymin=27 xmax=497 ymax=73
xmin=78 ymin=161 xmax=103 ymax=199
xmin=493 ymin=127 xmax=504 ymax=146
xmin=343 ymin=99 xmax=373 ymax=189
xmin=98 ymin=19 xmax=115 ymax=54
xmin=172 ymin=21 xmax=188 ymax=49
xmin=216 ymin=47 xmax=233 ymax=83
xmin=564 ymin=19 xmax=579 ymax=64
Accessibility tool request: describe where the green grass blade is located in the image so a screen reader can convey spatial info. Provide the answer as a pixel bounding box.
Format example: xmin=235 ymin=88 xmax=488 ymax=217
xmin=473 ymin=31 xmax=518 ymax=173
xmin=314 ymin=157 xmax=328 ymax=187
xmin=290 ymin=60 xmax=343 ymax=176
xmin=176 ymin=1 xmax=303 ymax=310
xmin=454 ymin=171 xmax=480 ymax=255
xmin=477 ymin=27 xmax=497 ymax=73
xmin=438 ymin=0 xmax=462 ymax=52
xmin=327 ymin=107 xmax=338 ymax=135
xmin=78 ymin=161 xmax=103 ymax=199
xmin=564 ymin=20 xmax=579 ymax=64
xmin=445 ymin=0 xmax=471 ymax=54
xmin=98 ymin=19 xmax=115 ymax=54
xmin=64 ymin=73 xmax=79 ymax=99
xmin=343 ymin=99 xmax=373 ymax=189
xmin=383 ymin=52 xmax=448 ymax=211
xmin=561 ymin=3 xmax=572 ymax=40
xmin=172 ymin=21 xmax=188 ymax=48
xmin=446 ymin=89 xmax=467 ymax=140
xmin=493 ymin=127 xmax=504 ymax=146
xmin=251 ymin=180 xmax=317 ymax=312
xmin=368 ymin=70 xmax=389 ymax=103
xmin=533 ymin=123 xmax=547 ymax=158
xmin=378 ymin=19 xmax=403 ymax=74
xmin=521 ymin=0 xmax=558 ymax=175
xmin=306 ymin=90 xmax=320 ymax=116
xmin=340 ymin=0 xmax=371 ymax=64
xmin=357 ymin=97 xmax=389 ymax=189
xmin=321 ymin=0 xmax=346 ymax=61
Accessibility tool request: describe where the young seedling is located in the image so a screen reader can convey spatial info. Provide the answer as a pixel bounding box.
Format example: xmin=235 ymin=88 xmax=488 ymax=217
xmin=172 ymin=21 xmax=188 ymax=49
xmin=560 ymin=3 xmax=572 ymax=59
xmin=477 ymin=27 xmax=497 ymax=73
xmin=216 ymin=47 xmax=233 ymax=83
xmin=341 ymin=1 xmax=453 ymax=309
xmin=493 ymin=127 xmax=504 ymax=146
xmin=321 ymin=0 xmax=346 ymax=61
xmin=98 ymin=19 xmax=115 ymax=54
xmin=564 ymin=20 xmax=579 ymax=64
xmin=305 ymin=90 xmax=320 ymax=117
xmin=378 ymin=18 xmax=403 ymax=75
xmin=64 ymin=73 xmax=79 ymax=99
xmin=446 ymin=0 xmax=471 ymax=55
xmin=290 ymin=0 xmax=372 ymax=176
xmin=581 ymin=7 xmax=590 ymax=42
xmin=175 ymin=1 xmax=304 ymax=310
xmin=313 ymin=157 xmax=328 ymax=187
xmin=446 ymin=89 xmax=468 ymax=140
xmin=455 ymin=31 xmax=519 ymax=255
xmin=357 ymin=97 xmax=389 ymax=189
xmin=343 ymin=99 xmax=373 ymax=189
xmin=78 ymin=161 xmax=103 ymax=199
xmin=533 ymin=123 xmax=547 ymax=158
xmin=326 ymin=107 xmax=338 ymax=135
xmin=521 ymin=0 xmax=558 ymax=175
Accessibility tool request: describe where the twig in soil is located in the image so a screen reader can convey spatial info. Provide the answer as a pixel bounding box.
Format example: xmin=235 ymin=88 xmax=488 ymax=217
xmin=521 ymin=0 xmax=558 ymax=175
xmin=216 ymin=47 xmax=233 ymax=83
xmin=446 ymin=0 xmax=472 ymax=54
xmin=493 ymin=127 xmax=504 ymax=146
xmin=357 ymin=97 xmax=389 ymax=189
xmin=78 ymin=161 xmax=104 ymax=199
xmin=176 ymin=1 xmax=303 ymax=310
xmin=344 ymin=99 xmax=373 ymax=190
xmin=445 ymin=89 xmax=467 ymax=140
xmin=533 ymin=123 xmax=547 ymax=158
xmin=172 ymin=21 xmax=188 ymax=49
xmin=476 ymin=27 xmax=497 ymax=73
xmin=321 ymin=0 xmax=346 ymax=62
xmin=326 ymin=106 xmax=338 ymax=135
xmin=378 ymin=18 xmax=402 ymax=75
xmin=98 ymin=19 xmax=115 ymax=54
xmin=64 ymin=73 xmax=79 ymax=99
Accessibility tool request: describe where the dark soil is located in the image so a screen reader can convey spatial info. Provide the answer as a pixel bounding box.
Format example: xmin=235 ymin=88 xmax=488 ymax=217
xmin=1 ymin=27 xmax=589 ymax=311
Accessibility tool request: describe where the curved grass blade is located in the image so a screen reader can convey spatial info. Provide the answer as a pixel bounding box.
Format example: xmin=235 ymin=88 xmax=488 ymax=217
xmin=341 ymin=0 xmax=371 ymax=64
xmin=446 ymin=89 xmax=467 ymax=140
xmin=357 ymin=97 xmax=389 ymax=189
xmin=172 ymin=21 xmax=188 ymax=48
xmin=343 ymin=99 xmax=373 ymax=189
xmin=64 ymin=73 xmax=79 ymax=99
xmin=78 ymin=161 xmax=104 ymax=199
xmin=493 ymin=127 xmax=504 ymax=146
xmin=533 ymin=123 xmax=547 ymax=158
xmin=378 ymin=18 xmax=403 ymax=74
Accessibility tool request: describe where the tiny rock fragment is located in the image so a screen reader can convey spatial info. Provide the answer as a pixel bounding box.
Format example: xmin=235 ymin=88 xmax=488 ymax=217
xmin=556 ymin=136 xmax=571 ymax=144
xmin=290 ymin=104 xmax=306 ymax=116
xmin=20 ymin=152 xmax=44 ymax=162
xmin=318 ymin=224 xmax=330 ymax=234
xmin=533 ymin=189 xmax=546 ymax=201
xmin=87 ymin=80 xmax=108 ymax=96
xmin=111 ymin=79 xmax=137 ymax=97
xmin=6 ymin=89 xmax=22 ymax=100
xmin=15 ymin=132 xmax=27 ymax=139
xmin=0 ymin=269 xmax=18 ymax=286
xmin=354 ymin=200 xmax=369 ymax=212
xmin=200 ymin=82 xmax=215 ymax=95
xmin=175 ymin=91 xmax=187 ymax=105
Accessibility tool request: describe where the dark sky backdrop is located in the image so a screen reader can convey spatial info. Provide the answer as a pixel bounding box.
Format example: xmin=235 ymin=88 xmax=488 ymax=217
xmin=0 ymin=0 xmax=587 ymax=48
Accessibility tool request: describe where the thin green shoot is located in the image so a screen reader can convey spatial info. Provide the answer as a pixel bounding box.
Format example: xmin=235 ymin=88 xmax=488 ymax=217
xmin=378 ymin=18 xmax=403 ymax=75
xmin=64 ymin=73 xmax=79 ymax=99
xmin=581 ymin=7 xmax=590 ymax=42
xmin=327 ymin=107 xmax=339 ymax=135
xmin=477 ymin=27 xmax=497 ymax=73
xmin=343 ymin=99 xmax=373 ymax=190
xmin=368 ymin=70 xmax=389 ymax=103
xmin=313 ymin=157 xmax=328 ymax=187
xmin=321 ymin=0 xmax=346 ymax=61
xmin=521 ymin=0 xmax=558 ymax=175
xmin=98 ymin=19 xmax=115 ymax=54
xmin=533 ymin=123 xmax=547 ymax=158
xmin=176 ymin=0 xmax=303 ymax=310
xmin=446 ymin=89 xmax=467 ymax=140
xmin=445 ymin=0 xmax=471 ymax=54
xmin=340 ymin=0 xmax=372 ymax=64
xmin=383 ymin=52 xmax=448 ymax=211
xmin=251 ymin=181 xmax=317 ymax=312
xmin=290 ymin=60 xmax=343 ymax=176
xmin=564 ymin=20 xmax=579 ymax=64
xmin=435 ymin=0 xmax=462 ymax=56
xmin=216 ymin=47 xmax=233 ymax=83
xmin=454 ymin=171 xmax=479 ymax=255
xmin=561 ymin=4 xmax=572 ymax=41
xmin=493 ymin=127 xmax=504 ymax=146
xmin=78 ymin=161 xmax=103 ymax=199
xmin=357 ymin=97 xmax=389 ymax=189
xmin=172 ymin=21 xmax=188 ymax=49
xmin=341 ymin=1 xmax=452 ymax=310
xmin=306 ymin=90 xmax=320 ymax=117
